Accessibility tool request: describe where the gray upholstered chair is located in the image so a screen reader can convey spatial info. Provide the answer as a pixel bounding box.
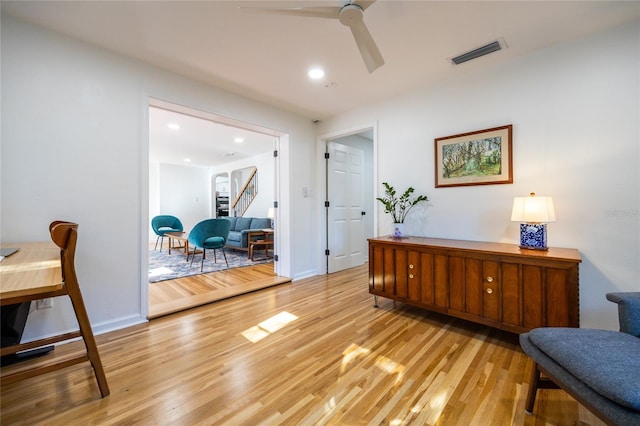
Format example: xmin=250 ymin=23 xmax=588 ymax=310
xmin=520 ymin=292 xmax=640 ymax=424
xmin=188 ymin=218 xmax=231 ymax=272
xmin=151 ymin=215 xmax=183 ymax=251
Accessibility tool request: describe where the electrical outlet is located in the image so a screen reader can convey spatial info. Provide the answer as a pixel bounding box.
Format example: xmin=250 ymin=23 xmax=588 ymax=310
xmin=36 ymin=298 xmax=54 ymax=310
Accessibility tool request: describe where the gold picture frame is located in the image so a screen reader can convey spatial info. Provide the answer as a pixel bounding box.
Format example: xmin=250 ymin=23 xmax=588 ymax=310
xmin=434 ymin=124 xmax=513 ymax=188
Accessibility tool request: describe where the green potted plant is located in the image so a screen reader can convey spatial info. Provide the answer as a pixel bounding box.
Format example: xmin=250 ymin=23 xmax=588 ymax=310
xmin=376 ymin=182 xmax=429 ymax=238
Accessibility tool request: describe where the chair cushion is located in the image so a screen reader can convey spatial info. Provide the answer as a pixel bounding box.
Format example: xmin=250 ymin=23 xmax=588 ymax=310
xmin=235 ymin=217 xmax=252 ymax=231
xmin=528 ymin=328 xmax=640 ymax=411
xmin=203 ymin=236 xmax=225 ymax=248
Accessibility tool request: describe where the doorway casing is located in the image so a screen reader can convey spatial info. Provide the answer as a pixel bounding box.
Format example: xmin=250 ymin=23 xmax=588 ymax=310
xmin=316 ymin=122 xmax=378 ymax=274
xmin=142 ymin=97 xmax=291 ymax=319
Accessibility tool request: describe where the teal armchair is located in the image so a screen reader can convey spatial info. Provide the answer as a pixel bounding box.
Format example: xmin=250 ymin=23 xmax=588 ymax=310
xmin=188 ymin=218 xmax=231 ymax=272
xmin=151 ymin=215 xmax=183 ymax=251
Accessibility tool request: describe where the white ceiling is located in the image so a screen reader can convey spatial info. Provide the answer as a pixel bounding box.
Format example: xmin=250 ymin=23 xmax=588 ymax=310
xmin=4 ymin=1 xmax=639 ymax=167
xmin=149 ymin=106 xmax=276 ymax=167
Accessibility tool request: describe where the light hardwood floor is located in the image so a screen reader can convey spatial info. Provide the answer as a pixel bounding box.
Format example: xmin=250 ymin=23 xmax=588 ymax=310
xmin=148 ymin=262 xmax=291 ymax=318
xmin=1 ymin=264 xmax=603 ymax=425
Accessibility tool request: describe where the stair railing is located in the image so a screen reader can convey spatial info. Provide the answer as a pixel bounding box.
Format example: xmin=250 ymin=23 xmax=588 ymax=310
xmin=232 ymin=167 xmax=258 ymax=217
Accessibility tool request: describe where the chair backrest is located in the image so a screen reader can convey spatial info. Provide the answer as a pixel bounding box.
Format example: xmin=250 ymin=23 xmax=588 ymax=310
xmin=151 ymin=215 xmax=183 ymax=234
xmin=607 ymin=292 xmax=640 ymax=338
xmin=49 ymin=221 xmax=79 ymax=286
xmin=188 ymin=218 xmax=231 ymax=247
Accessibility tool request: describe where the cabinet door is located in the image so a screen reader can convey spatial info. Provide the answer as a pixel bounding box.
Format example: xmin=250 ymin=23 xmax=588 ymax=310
xmin=522 ymin=265 xmax=545 ymax=330
xmin=481 ymin=261 xmax=500 ymax=322
xmin=370 ymin=244 xmax=398 ymax=297
xmin=395 ymin=249 xmax=423 ymax=302
xmin=395 ymin=249 xmax=409 ymax=299
xmin=449 ymin=256 xmax=465 ymax=313
xmin=447 ymin=255 xmax=502 ymax=325
xmin=458 ymin=258 xmax=500 ymax=322
xmin=407 ymin=251 xmax=421 ymax=302
xmin=417 ymin=252 xmax=448 ymax=309
xmin=501 ymin=262 xmax=522 ymax=327
xmin=369 ymin=245 xmax=417 ymax=301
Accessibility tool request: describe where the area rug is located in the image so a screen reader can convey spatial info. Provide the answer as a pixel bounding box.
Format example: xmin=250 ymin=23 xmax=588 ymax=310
xmin=148 ymin=247 xmax=272 ymax=283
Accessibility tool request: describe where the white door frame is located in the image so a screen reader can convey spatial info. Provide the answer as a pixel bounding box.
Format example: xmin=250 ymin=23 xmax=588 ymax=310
xmin=315 ymin=122 xmax=378 ymax=274
xmin=143 ymin=98 xmax=291 ymax=319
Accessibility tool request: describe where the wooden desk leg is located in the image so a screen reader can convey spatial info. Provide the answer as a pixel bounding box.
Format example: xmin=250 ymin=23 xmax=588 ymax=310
xmin=66 ymin=283 xmax=110 ymax=397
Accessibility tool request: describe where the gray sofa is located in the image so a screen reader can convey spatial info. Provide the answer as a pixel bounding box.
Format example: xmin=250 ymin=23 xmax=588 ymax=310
xmin=223 ymin=216 xmax=272 ymax=251
xmin=520 ymin=292 xmax=640 ymax=425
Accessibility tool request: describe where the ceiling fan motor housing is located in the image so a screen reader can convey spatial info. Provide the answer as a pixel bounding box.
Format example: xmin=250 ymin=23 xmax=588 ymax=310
xmin=339 ymin=4 xmax=364 ymax=26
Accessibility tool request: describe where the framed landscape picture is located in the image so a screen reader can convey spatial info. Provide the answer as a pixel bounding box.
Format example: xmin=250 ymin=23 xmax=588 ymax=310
xmin=434 ymin=124 xmax=513 ymax=188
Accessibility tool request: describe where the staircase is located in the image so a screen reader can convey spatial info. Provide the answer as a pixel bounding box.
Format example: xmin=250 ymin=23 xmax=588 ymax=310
xmin=232 ymin=167 xmax=258 ymax=217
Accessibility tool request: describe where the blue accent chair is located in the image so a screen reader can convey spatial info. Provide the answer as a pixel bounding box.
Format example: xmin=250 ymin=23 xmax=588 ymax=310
xmin=151 ymin=215 xmax=184 ymax=251
xmin=520 ymin=292 xmax=640 ymax=424
xmin=188 ymin=218 xmax=231 ymax=272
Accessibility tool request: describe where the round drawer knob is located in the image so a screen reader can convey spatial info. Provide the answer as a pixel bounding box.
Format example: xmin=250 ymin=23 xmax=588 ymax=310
xmin=409 ymin=264 xmax=414 ymax=269
xmin=409 ymin=274 xmax=414 ymax=279
xmin=486 ymin=288 xmax=493 ymax=294
xmin=486 ymin=276 xmax=494 ymax=283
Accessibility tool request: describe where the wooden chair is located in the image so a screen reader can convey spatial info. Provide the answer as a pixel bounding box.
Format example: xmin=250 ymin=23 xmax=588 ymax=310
xmin=0 ymin=221 xmax=110 ymax=397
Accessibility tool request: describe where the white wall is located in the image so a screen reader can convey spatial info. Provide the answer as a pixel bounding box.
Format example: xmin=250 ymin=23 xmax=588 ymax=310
xmin=319 ymin=22 xmax=640 ymax=330
xmin=1 ymin=15 xmax=317 ymax=340
xmin=155 ymin=163 xmax=211 ymax=232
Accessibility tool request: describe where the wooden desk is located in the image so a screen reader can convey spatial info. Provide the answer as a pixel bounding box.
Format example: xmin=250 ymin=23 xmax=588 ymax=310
xmin=0 ymin=227 xmax=110 ymax=398
xmin=1 ymin=242 xmax=62 ymax=304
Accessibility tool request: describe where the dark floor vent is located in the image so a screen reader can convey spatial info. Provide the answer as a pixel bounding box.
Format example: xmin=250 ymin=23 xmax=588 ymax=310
xmin=451 ymin=40 xmax=503 ymax=65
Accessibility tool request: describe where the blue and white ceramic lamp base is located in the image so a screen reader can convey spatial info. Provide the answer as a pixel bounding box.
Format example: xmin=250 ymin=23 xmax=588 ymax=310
xmin=519 ymin=223 xmax=548 ymax=250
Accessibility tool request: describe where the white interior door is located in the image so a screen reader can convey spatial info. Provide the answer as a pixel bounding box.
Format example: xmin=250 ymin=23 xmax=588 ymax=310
xmin=327 ymin=141 xmax=365 ymax=273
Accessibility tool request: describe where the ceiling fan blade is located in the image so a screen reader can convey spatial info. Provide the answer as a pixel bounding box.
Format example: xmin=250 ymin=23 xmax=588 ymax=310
xmin=348 ymin=19 xmax=385 ymax=73
xmin=355 ymin=1 xmax=376 ymax=12
xmin=241 ymin=6 xmax=340 ymax=19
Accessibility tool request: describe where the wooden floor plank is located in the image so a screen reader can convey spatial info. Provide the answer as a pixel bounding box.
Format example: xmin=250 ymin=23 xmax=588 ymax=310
xmin=2 ymin=263 xmax=598 ymax=425
xmin=148 ymin=262 xmax=290 ymax=318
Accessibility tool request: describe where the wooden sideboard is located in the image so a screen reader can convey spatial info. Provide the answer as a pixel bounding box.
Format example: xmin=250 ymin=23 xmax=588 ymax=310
xmin=368 ymin=236 xmax=581 ymax=334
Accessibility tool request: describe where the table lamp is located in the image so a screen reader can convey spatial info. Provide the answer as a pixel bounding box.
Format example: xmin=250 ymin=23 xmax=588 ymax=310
xmin=511 ymin=192 xmax=556 ymax=250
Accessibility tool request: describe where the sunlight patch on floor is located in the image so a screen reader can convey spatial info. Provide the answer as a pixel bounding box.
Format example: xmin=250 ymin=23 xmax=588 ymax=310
xmin=375 ymin=355 xmax=405 ymax=385
xmin=241 ymin=311 xmax=298 ymax=343
xmin=149 ymin=267 xmax=173 ymax=278
xmin=341 ymin=343 xmax=371 ymax=373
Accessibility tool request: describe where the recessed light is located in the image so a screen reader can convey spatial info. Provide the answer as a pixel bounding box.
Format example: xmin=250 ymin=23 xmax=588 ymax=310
xmin=234 ymin=137 xmax=244 ymax=143
xmin=168 ymin=123 xmax=180 ymax=130
xmin=184 ymin=158 xmax=191 ymax=163
xmin=308 ymin=68 xmax=325 ymax=79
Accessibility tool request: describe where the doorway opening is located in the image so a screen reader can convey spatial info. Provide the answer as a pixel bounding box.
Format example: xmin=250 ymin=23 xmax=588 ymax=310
xmin=317 ymin=124 xmax=377 ymax=274
xmin=146 ymin=98 xmax=291 ymax=317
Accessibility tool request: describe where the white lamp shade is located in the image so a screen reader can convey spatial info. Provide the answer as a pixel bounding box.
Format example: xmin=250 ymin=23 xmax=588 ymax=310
xmin=511 ymin=195 xmax=556 ymax=223
xmin=267 ymin=207 xmax=276 ymax=219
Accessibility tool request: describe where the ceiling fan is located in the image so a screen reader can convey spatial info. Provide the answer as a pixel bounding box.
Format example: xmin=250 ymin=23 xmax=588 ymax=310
xmin=246 ymin=1 xmax=385 ymax=74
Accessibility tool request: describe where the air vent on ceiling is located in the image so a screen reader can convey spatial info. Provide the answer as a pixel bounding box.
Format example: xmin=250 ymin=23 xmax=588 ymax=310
xmin=451 ymin=40 xmax=504 ymax=65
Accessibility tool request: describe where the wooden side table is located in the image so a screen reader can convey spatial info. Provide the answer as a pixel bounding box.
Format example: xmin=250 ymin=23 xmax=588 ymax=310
xmin=248 ymin=229 xmax=274 ymax=261
xmin=165 ymin=231 xmax=189 ymax=261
